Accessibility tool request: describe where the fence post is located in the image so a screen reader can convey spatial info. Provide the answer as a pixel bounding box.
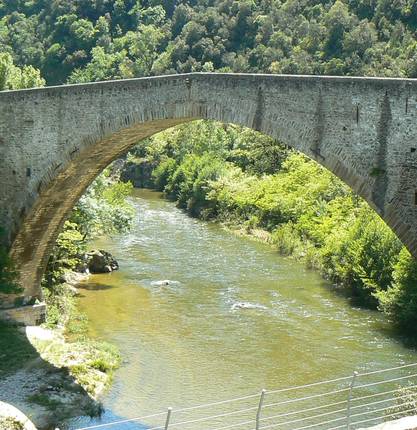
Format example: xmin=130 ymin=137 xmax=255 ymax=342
xmin=164 ymin=407 xmax=172 ymax=430
xmin=256 ymin=389 xmax=266 ymax=430
xmin=347 ymin=371 xmax=358 ymax=430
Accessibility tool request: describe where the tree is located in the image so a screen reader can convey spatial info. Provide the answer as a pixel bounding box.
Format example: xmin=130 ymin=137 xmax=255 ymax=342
xmin=0 ymin=52 xmax=45 ymax=90
xmin=323 ymin=1 xmax=355 ymax=58
xmin=343 ymin=19 xmax=377 ymax=58
xmin=377 ymin=248 xmax=417 ymax=332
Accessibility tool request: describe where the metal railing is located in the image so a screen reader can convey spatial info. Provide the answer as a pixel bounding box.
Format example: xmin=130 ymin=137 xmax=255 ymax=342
xmin=73 ymin=363 xmax=417 ymax=430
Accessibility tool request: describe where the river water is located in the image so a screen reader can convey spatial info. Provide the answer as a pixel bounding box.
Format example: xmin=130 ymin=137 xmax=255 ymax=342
xmin=68 ymin=189 xmax=417 ymax=430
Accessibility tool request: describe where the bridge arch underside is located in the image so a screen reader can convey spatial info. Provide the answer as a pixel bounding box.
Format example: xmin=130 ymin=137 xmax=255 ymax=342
xmin=2 ymin=73 xmax=417 ymax=303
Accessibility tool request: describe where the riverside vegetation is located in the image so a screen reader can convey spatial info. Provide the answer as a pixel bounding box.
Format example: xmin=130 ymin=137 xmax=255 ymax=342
xmin=0 ymin=0 xmax=417 ymax=417
xmin=123 ymin=121 xmax=417 ymax=335
xmin=31 ymin=171 xmax=132 ymax=421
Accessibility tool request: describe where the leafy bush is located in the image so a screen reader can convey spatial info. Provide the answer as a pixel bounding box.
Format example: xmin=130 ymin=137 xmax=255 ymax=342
xmin=152 ymin=157 xmax=177 ymax=191
xmin=70 ymin=171 xmax=133 ymax=239
xmin=377 ymin=249 xmax=417 ymax=332
xmin=43 ymin=171 xmax=134 ymax=327
xmin=163 ymin=153 xmax=227 ymax=216
xmin=320 ymin=207 xmax=403 ymax=307
xmin=272 ymin=223 xmax=304 ymax=256
xmin=42 ymin=282 xmax=78 ymax=329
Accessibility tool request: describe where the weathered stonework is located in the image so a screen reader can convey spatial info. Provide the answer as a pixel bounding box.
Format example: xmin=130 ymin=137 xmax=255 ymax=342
xmin=1 ymin=72 xmax=417 ymax=304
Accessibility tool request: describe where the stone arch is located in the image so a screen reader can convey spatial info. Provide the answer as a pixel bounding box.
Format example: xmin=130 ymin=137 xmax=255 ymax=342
xmin=1 ymin=73 xmax=417 ymax=303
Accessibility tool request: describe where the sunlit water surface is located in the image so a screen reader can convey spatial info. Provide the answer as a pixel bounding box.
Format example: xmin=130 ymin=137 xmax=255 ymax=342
xmin=68 ymin=189 xmax=417 ymax=430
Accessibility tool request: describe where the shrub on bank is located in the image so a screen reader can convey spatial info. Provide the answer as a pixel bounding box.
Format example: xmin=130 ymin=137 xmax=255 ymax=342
xmin=377 ymin=249 xmax=417 ymax=332
xmin=319 ymin=207 xmax=403 ymax=307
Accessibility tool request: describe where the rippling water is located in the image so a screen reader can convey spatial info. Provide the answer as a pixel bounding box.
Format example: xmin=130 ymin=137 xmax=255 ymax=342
xmin=68 ymin=189 xmax=417 ymax=430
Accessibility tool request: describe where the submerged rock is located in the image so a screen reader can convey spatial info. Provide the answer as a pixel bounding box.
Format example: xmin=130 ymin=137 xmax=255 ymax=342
xmin=85 ymin=250 xmax=119 ymax=274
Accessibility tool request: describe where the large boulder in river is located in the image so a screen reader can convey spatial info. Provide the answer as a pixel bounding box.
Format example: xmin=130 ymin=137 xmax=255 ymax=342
xmin=86 ymin=250 xmax=119 ymax=273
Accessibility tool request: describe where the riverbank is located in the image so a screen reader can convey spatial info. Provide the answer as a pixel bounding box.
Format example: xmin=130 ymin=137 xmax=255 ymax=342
xmin=119 ymin=122 xmax=417 ymax=335
xmin=0 ymin=276 xmax=121 ymax=430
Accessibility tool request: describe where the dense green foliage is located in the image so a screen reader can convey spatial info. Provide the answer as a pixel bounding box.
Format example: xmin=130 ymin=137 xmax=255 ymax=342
xmin=1 ymin=0 xmax=417 ymax=85
xmin=0 ymin=52 xmax=44 ymax=89
xmin=130 ymin=120 xmax=417 ymax=334
xmin=378 ymin=249 xmax=417 ymax=333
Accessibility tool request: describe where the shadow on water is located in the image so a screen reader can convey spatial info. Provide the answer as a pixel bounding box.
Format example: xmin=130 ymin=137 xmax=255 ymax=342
xmin=322 ymin=279 xmax=417 ymax=349
xmin=0 ymin=322 xmax=103 ymax=430
xmin=77 ymin=283 xmax=115 ymax=291
xmin=378 ymin=324 xmax=417 ymax=350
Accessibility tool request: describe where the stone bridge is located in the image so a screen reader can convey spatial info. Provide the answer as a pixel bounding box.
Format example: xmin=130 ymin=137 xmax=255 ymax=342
xmin=1 ymin=72 xmax=417 ymax=306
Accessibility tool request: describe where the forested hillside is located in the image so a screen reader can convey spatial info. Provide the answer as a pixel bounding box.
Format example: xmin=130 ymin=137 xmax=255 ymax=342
xmin=1 ymin=0 xmax=417 ymax=85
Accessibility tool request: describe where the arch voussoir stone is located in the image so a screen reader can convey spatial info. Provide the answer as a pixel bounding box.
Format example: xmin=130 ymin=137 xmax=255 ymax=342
xmin=1 ymin=72 xmax=417 ymax=306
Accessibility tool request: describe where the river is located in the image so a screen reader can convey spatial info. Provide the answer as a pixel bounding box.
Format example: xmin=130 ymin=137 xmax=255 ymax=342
xmin=68 ymin=189 xmax=417 ymax=430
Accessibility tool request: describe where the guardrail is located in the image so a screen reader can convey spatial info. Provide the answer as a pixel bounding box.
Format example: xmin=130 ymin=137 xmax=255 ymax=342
xmin=73 ymin=363 xmax=417 ymax=430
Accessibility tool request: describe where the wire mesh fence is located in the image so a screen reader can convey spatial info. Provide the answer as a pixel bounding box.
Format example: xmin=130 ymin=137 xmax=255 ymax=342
xmin=73 ymin=363 xmax=417 ymax=430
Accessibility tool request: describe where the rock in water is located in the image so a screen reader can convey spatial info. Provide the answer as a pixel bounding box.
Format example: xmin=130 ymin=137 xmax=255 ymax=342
xmin=86 ymin=250 xmax=119 ymax=273
xmin=231 ymin=302 xmax=267 ymax=311
xmin=150 ymin=280 xmax=181 ymax=287
xmin=152 ymin=280 xmax=171 ymax=286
